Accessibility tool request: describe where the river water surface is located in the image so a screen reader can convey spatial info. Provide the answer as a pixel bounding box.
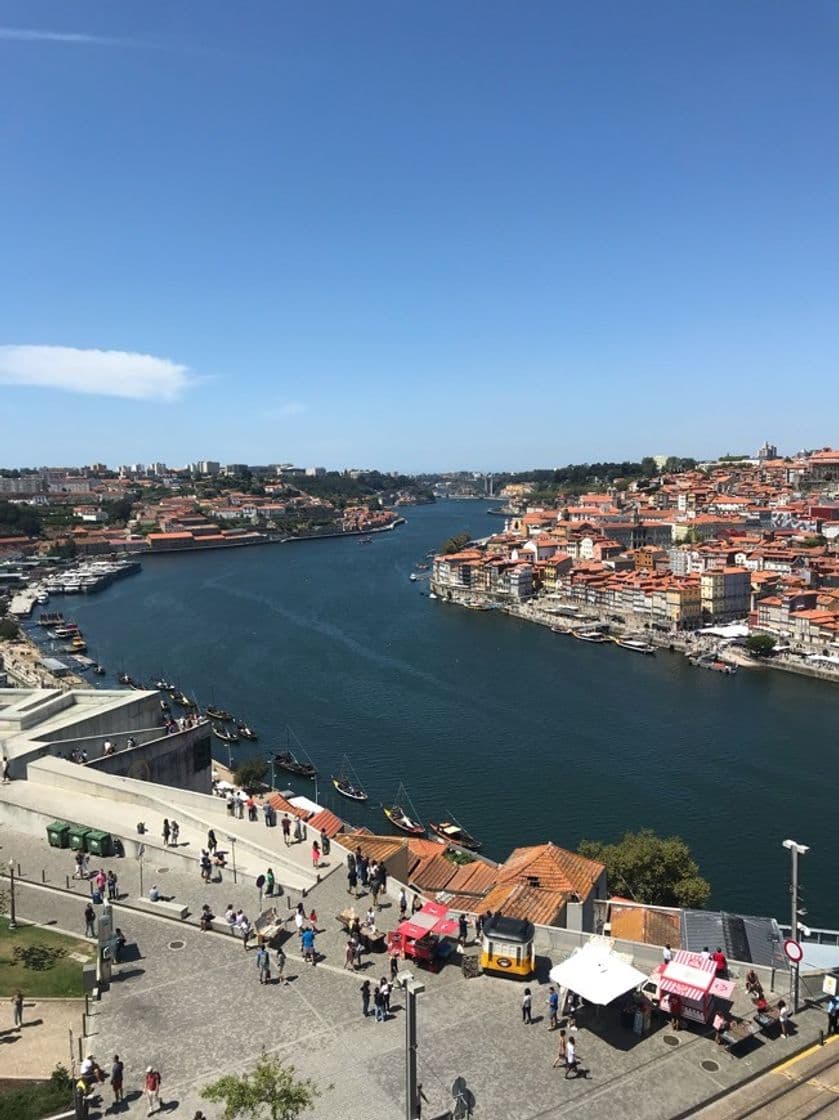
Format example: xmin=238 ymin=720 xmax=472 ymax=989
xmin=55 ymin=501 xmax=839 ymax=925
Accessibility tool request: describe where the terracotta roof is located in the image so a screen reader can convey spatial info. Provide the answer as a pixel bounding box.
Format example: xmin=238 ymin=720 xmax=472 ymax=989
xmin=409 ymin=853 xmax=458 ymax=892
xmin=334 ymin=832 xmax=406 ymax=865
xmin=498 ymin=842 xmax=604 ymax=898
xmin=307 ymin=808 xmax=345 ymax=838
xmin=406 ymin=838 xmax=447 ymax=862
xmin=479 ymin=880 xmax=568 ymax=927
xmin=610 ymin=905 xmax=681 ymax=948
xmin=443 ymin=861 xmax=500 ymax=896
xmin=265 ymin=793 xmax=308 ymax=819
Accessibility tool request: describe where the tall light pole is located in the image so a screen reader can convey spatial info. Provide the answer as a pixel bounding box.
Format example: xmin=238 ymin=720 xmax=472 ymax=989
xmin=7 ymin=860 xmax=17 ymax=931
xmin=398 ymin=970 xmax=425 ymax=1120
xmin=782 ymin=839 xmax=809 ymax=1013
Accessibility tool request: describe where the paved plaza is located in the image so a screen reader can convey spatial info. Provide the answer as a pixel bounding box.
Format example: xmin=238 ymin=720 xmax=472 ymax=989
xmin=1 ymin=825 xmax=833 ymax=1120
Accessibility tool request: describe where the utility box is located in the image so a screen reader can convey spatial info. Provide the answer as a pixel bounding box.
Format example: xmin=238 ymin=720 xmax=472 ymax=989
xmin=85 ymin=830 xmax=113 ymax=857
xmin=69 ymin=825 xmax=91 ymax=852
xmin=46 ymin=821 xmax=71 ymax=849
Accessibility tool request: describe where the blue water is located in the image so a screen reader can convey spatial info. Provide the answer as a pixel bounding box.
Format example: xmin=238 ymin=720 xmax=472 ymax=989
xmin=51 ymin=502 xmax=839 ymax=925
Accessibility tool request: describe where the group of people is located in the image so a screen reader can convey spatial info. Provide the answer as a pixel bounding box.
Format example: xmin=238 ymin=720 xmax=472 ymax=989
xmin=359 ymin=976 xmax=396 ymax=1021
xmin=161 ymin=818 xmax=180 ymax=847
xmin=73 ymin=1054 xmax=162 ymax=1117
xmin=345 ymin=848 xmax=393 ymax=906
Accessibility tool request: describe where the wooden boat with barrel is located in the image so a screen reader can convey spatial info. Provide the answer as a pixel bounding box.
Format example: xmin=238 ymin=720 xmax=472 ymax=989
xmin=273 ymin=750 xmax=317 ymax=779
xmin=384 ymin=784 xmax=425 ymax=835
xmin=331 ymin=755 xmax=367 ymax=801
xmin=213 ymin=724 xmax=240 ymax=744
xmin=428 ymin=819 xmax=482 ymax=852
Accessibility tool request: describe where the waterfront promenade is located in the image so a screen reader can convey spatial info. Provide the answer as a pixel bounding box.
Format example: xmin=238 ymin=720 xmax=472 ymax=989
xmin=2 ymin=822 xmax=834 ymax=1120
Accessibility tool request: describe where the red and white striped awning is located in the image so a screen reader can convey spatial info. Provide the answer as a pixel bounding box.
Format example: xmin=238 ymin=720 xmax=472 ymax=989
xmin=658 ymin=950 xmax=716 ymax=1003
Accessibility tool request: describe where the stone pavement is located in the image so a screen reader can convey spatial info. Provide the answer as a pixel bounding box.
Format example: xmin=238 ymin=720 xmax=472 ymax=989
xmin=3 ymin=827 xmax=834 ymax=1120
xmin=694 ymin=1033 xmax=839 ymax=1119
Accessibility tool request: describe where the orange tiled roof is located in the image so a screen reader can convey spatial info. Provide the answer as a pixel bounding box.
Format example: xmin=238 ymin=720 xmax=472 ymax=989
xmin=498 ymin=842 xmax=604 ymax=898
xmin=479 ymin=880 xmax=568 ymax=927
xmin=609 ymin=905 xmax=681 ymax=948
xmin=307 ymin=808 xmax=345 ymax=838
xmin=409 ymin=853 xmax=458 ymax=892
xmin=443 ymin=860 xmax=500 ymax=896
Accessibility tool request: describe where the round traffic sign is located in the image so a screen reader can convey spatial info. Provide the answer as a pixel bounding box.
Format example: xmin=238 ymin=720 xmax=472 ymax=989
xmin=783 ymin=938 xmax=804 ymax=963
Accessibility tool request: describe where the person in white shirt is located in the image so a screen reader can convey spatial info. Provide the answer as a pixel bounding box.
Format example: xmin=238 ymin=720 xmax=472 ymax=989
xmin=565 ymin=1035 xmax=578 ymax=1079
xmin=663 ymin=944 xmax=673 ymax=964
xmin=701 ymin=947 xmax=711 ymax=961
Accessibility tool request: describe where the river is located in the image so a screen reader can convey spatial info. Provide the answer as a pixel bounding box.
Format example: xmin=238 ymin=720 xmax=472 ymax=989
xmin=50 ymin=501 xmax=839 ymax=926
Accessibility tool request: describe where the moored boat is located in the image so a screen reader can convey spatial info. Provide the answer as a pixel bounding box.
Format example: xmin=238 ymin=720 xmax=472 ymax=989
xmin=273 ymin=750 xmax=317 ymax=779
xmin=384 ymin=804 xmax=425 ymax=836
xmin=428 ymin=819 xmax=482 ymax=851
xmin=236 ymin=722 xmax=259 ymax=741
xmin=332 ymin=775 xmax=367 ymax=802
xmin=93 ymin=664 xmax=106 ymax=676
xmin=616 ymin=637 xmax=656 ymax=655
xmin=213 ymin=724 xmax=240 ymax=744
xmin=572 ymin=629 xmax=609 ymax=643
xmin=206 ymin=705 xmax=233 ymax=721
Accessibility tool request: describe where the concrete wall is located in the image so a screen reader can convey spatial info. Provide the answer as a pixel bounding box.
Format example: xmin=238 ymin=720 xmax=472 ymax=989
xmin=86 ymin=725 xmax=212 ymax=793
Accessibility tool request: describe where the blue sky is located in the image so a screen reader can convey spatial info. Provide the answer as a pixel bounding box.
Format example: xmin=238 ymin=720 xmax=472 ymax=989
xmin=1 ymin=1 xmax=837 ymax=471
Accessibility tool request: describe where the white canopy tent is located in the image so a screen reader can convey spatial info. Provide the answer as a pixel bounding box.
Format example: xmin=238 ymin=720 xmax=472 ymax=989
xmin=548 ymin=939 xmax=647 ymax=1006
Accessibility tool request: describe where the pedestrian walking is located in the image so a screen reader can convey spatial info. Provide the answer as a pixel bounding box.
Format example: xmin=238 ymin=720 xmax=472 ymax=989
xmin=548 ymin=986 xmax=559 ymax=1030
xmin=347 ymin=865 xmax=358 ymax=897
xmin=358 ymin=855 xmax=369 ymax=888
xmin=663 ymin=943 xmax=673 ymax=965
xmin=320 ymin=829 xmax=330 ymax=857
xmin=200 ymin=852 xmax=211 ymax=883
xmin=226 ymin=794 xmax=235 ymax=817
xmin=827 ymin=994 xmax=839 ymax=1036
xmin=294 ymin=903 xmax=305 ymax=938
xmin=390 ymin=953 xmax=399 ymax=983
xmin=144 ymin=1066 xmax=162 ymax=1113
xmin=301 ymin=926 xmax=316 ymax=965
xmin=170 ymin=820 xmax=179 ymax=846
xmin=412 ymin=892 xmax=422 ymax=914
xmin=312 ymin=841 xmax=321 ymax=869
xmin=94 ymin=868 xmax=107 ymax=896
xmin=207 ymin=829 xmax=217 ymax=854
xmin=238 ymin=913 xmax=252 ymax=950
xmin=565 ymin=1034 xmax=580 ymax=1079
xmin=236 ymin=794 xmax=245 ymax=820
xmin=106 ymin=870 xmax=118 ymax=901
xmin=275 ymin=945 xmax=287 ymax=985
xmin=522 ymin=987 xmax=532 ymax=1025
xmin=458 ymin=913 xmax=468 ymax=946
xmin=110 ymin=1055 xmax=124 ymax=1106
xmin=12 ymin=990 xmax=24 ymax=1029
xmin=374 ymin=983 xmax=385 ymax=1022
xmin=779 ymin=999 xmax=791 ymax=1038
xmin=361 ymin=979 xmax=371 ymax=1017
xmin=345 ymin=938 xmax=356 ymax=971
xmin=293 ymin=817 xmax=302 ymax=844
xmin=1 ymin=756 xmax=10 ymax=784
xmin=712 ymin=946 xmax=728 ymax=979
xmin=265 ymin=868 xmax=275 ymax=897
xmin=381 ymin=977 xmax=392 ymax=1015
xmin=399 ymin=888 xmax=408 ymax=920
xmin=370 ymin=879 xmax=380 ymax=910
xmin=73 ymin=850 xmax=86 ymax=879
xmin=552 ymin=1029 xmax=568 ymax=1068
xmin=162 ymin=819 xmax=170 ymax=847
xmin=256 ymin=945 xmax=271 ymax=984
xmin=84 ymin=902 xmax=96 ymax=938
xmin=281 ymin=815 xmax=291 ymax=846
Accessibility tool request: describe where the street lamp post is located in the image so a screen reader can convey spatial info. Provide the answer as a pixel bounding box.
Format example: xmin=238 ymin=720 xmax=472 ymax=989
xmin=7 ymin=860 xmax=17 ymax=930
xmin=227 ymin=836 xmax=237 ymax=884
xmin=782 ymin=839 xmax=809 ymax=1013
xmin=398 ymin=970 xmax=425 ymax=1120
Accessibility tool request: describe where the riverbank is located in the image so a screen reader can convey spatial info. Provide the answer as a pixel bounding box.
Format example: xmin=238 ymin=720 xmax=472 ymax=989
xmin=0 ymin=629 xmax=86 ymax=690
xmin=432 ymin=584 xmax=839 ymax=685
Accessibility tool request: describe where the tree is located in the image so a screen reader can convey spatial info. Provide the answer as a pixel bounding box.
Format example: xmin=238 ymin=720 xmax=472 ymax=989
xmin=440 ymin=531 xmax=471 ymax=555
xmin=579 ymin=828 xmax=711 ymax=908
xmin=233 ymin=757 xmax=268 ymax=791
xmin=201 ymin=1053 xmax=319 ymax=1120
xmin=745 ymin=633 xmax=776 ymax=658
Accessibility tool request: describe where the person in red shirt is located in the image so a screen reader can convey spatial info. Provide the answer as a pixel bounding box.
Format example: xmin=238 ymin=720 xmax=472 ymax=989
xmin=712 ymin=947 xmax=727 ymax=978
xmin=144 ymin=1067 xmax=162 ymax=1114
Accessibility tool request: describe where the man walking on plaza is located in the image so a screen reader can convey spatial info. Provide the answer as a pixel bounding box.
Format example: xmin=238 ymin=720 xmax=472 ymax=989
xmin=12 ymin=990 xmax=24 ymax=1029
xmin=84 ymin=902 xmax=96 ymax=938
xmin=281 ymin=814 xmax=291 ymax=846
xmin=256 ymin=945 xmax=271 ymax=984
xmin=144 ymin=1066 xmax=162 ymax=1114
xmin=547 ymin=986 xmax=559 ymax=1030
xmin=110 ymin=1055 xmax=124 ymax=1108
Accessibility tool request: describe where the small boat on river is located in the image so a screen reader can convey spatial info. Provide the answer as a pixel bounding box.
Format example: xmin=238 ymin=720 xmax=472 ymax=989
xmin=93 ymin=664 xmax=105 ymax=676
xmin=213 ymin=724 xmax=240 ymax=744
xmin=273 ymin=750 xmax=317 ymax=779
xmin=615 ymin=636 xmax=656 ymax=655
xmin=384 ymin=784 xmax=425 ymax=835
xmin=331 ymin=756 xmax=368 ymax=801
xmin=206 ymin=705 xmax=233 ymax=722
xmin=236 ymin=722 xmax=259 ymax=741
xmin=428 ymin=818 xmax=482 ymax=851
xmin=572 ymin=629 xmax=609 ymax=643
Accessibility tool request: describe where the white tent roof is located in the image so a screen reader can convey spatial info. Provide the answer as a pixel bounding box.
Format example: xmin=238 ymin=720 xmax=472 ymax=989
xmin=548 ymin=940 xmax=647 ymax=1006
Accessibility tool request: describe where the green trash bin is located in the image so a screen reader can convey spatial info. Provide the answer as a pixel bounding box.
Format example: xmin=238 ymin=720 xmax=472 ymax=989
xmin=69 ymin=825 xmax=91 ymax=852
xmin=46 ymin=821 xmax=71 ymax=849
xmin=85 ymin=830 xmax=113 ymax=858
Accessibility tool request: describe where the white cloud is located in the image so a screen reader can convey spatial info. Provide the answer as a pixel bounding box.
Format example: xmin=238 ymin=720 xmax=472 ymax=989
xmin=0 ymin=345 xmax=196 ymax=402
xmin=275 ymin=402 xmax=308 ymax=417
xmin=0 ymin=27 xmax=117 ymax=44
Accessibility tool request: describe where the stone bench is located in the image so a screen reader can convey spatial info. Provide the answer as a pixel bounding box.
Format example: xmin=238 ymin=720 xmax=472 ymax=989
xmin=130 ymin=896 xmax=189 ymax=920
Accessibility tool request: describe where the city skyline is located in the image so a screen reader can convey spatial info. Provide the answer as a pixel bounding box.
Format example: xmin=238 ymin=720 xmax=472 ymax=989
xmin=1 ymin=1 xmax=838 ymax=468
